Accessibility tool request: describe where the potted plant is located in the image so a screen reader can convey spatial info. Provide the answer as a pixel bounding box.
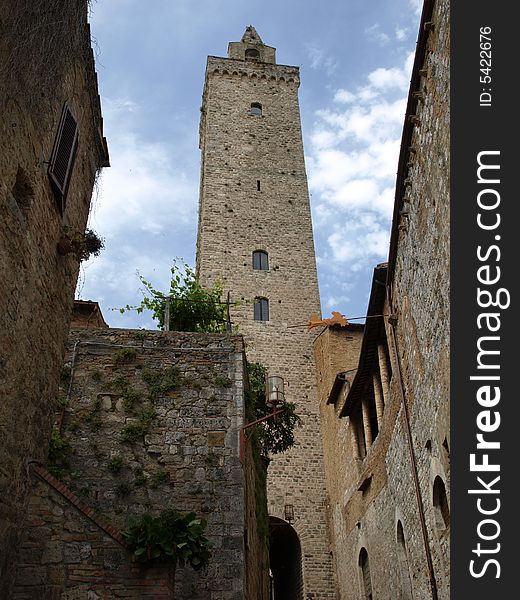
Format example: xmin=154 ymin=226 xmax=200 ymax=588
xmin=57 ymin=227 xmax=104 ymax=261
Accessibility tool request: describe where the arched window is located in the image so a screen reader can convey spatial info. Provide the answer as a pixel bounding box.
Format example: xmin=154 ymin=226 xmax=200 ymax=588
xmin=433 ymin=476 xmax=450 ymax=530
xmin=245 ymin=48 xmax=260 ymax=60
xmin=254 ymin=297 xmax=269 ymax=321
xmin=250 ymin=102 xmax=262 ymax=116
xmin=359 ymin=548 xmax=373 ymax=600
xmin=396 ymin=521 xmax=414 ymax=600
xmin=253 ymin=250 xmax=269 ymax=270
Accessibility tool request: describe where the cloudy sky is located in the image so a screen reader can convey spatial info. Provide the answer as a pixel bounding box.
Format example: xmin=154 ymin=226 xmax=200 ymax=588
xmin=80 ymin=0 xmax=423 ymax=329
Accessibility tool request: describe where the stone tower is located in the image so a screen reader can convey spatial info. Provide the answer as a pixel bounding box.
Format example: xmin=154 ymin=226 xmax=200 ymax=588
xmin=197 ymin=26 xmax=335 ymax=599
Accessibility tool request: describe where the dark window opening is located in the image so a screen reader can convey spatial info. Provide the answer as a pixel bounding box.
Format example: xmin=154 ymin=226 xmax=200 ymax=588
xmin=245 ymin=48 xmax=260 ymax=61
xmin=254 ymin=297 xmax=269 ymax=321
xmin=396 ymin=521 xmax=414 ymax=600
xmin=352 ymin=404 xmax=366 ymax=459
xmin=359 ymin=548 xmax=373 ymax=600
xmin=253 ymin=250 xmax=269 ymax=271
xmin=433 ymin=476 xmax=450 ymax=530
xmin=48 ymin=102 xmax=78 ymax=214
xmin=12 ymin=166 xmax=34 ymax=219
xmin=368 ymin=390 xmax=379 ymax=441
xmin=250 ymin=102 xmax=262 ymax=116
xmin=257 ymin=180 xmax=261 ymax=191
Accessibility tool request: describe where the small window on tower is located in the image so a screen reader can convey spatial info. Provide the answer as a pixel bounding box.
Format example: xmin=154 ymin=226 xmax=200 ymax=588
xmin=252 ymin=250 xmax=269 ymax=270
xmin=254 ymin=297 xmax=269 ymax=321
xmin=250 ymin=103 xmax=262 ymax=116
xmin=245 ymin=48 xmax=260 ymax=61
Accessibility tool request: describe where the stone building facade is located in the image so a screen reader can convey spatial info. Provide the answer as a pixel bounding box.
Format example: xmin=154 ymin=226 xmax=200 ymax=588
xmin=14 ymin=326 xmax=268 ymax=600
xmin=196 ymin=27 xmax=334 ymax=599
xmin=0 ymin=1 xmax=109 ymax=593
xmin=314 ymin=0 xmax=450 ymax=598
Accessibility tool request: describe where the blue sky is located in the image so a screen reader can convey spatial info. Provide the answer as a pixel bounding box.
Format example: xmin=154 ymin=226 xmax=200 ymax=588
xmin=80 ymin=0 xmax=423 ymax=329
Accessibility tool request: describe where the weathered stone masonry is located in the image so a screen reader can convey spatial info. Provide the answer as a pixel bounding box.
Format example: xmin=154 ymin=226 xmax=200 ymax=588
xmin=0 ymin=1 xmax=108 ymax=593
xmin=196 ymin=28 xmax=335 ymax=598
xmin=14 ymin=328 xmax=267 ymax=600
xmin=314 ymin=1 xmax=450 ymax=598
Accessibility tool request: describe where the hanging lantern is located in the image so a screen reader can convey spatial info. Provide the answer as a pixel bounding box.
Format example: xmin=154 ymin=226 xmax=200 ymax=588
xmin=284 ymin=503 xmax=295 ymax=523
xmin=266 ymin=375 xmax=285 ymax=409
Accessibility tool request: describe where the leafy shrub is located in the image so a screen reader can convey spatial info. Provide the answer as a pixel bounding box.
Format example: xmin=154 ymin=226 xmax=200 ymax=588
xmin=120 ymin=407 xmax=156 ymax=444
xmin=123 ymin=510 xmax=212 ymax=570
xmin=108 ymin=455 xmax=125 ymax=474
xmin=113 ymin=347 xmax=138 ymax=366
xmin=119 ymin=259 xmax=228 ymax=333
xmin=142 ymin=366 xmax=181 ymax=401
xmin=115 ymin=481 xmax=132 ymax=497
xmin=48 ymin=427 xmax=72 ymax=464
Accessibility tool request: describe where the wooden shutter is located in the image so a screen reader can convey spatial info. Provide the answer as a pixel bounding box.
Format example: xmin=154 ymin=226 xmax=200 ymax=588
xmin=253 ymin=250 xmax=269 ymax=270
xmin=48 ymin=103 xmax=78 ymax=213
xmin=254 ymin=298 xmax=269 ymax=321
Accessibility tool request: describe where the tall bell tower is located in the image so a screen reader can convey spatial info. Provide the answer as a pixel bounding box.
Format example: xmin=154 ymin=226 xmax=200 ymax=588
xmin=197 ymin=27 xmax=335 ymax=599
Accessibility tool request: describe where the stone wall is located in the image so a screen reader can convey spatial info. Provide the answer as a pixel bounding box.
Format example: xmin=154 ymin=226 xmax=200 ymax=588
xmin=14 ymin=329 xmax=267 ymax=600
xmin=14 ymin=466 xmax=175 ymax=600
xmin=0 ymin=1 xmax=108 ymax=592
xmin=196 ymin=30 xmax=335 ymax=599
xmin=389 ymin=0 xmax=450 ymax=595
xmin=314 ymin=0 xmax=450 ymax=598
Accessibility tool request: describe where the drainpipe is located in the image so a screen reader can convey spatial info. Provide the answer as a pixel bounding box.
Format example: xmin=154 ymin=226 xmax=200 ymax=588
xmin=386 ymin=285 xmax=438 ymax=600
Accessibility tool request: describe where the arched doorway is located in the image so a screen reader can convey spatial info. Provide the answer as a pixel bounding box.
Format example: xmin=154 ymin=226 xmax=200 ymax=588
xmin=269 ymin=517 xmax=303 ymax=600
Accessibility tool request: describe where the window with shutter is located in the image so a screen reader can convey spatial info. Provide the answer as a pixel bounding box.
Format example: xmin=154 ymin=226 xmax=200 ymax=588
xmin=254 ymin=297 xmax=269 ymax=321
xmin=252 ymin=250 xmax=269 ymax=270
xmin=48 ymin=103 xmax=79 ymax=214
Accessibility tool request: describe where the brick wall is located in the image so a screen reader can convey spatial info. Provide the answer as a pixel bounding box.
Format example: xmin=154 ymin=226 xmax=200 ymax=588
xmin=0 ymin=1 xmax=108 ymax=593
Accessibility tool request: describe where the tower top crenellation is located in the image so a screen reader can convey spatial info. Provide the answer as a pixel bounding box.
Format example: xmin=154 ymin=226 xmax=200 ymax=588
xmin=228 ymin=25 xmax=276 ymax=64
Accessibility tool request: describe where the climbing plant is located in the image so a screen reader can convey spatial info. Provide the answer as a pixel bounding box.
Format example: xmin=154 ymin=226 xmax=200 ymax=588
xmin=119 ymin=260 xmax=228 ymax=333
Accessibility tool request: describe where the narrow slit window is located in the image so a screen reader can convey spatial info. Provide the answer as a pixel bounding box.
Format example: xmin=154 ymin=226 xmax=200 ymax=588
xmin=250 ymin=102 xmax=262 ymax=116
xmin=433 ymin=476 xmax=450 ymax=530
xmin=254 ymin=297 xmax=269 ymax=321
xmin=359 ymin=548 xmax=373 ymax=600
xmin=257 ymin=180 xmax=261 ymax=191
xmin=252 ymin=250 xmax=269 ymax=271
xmin=48 ymin=102 xmax=78 ymax=214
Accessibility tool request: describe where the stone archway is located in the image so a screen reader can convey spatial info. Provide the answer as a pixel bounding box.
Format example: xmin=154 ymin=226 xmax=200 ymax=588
xmin=269 ymin=517 xmax=303 ymax=600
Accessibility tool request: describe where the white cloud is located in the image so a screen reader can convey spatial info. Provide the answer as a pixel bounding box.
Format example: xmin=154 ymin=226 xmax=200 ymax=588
xmin=327 ymin=217 xmax=390 ymax=269
xmin=89 ymin=132 xmax=196 ymax=237
xmin=305 ymin=43 xmax=338 ymax=75
xmin=308 ymin=49 xmax=412 ymax=284
xmin=334 ymin=89 xmax=356 ymax=104
xmin=365 ymin=24 xmax=391 ymax=46
xmin=79 ymin=96 xmax=198 ymax=328
xmin=395 ymin=27 xmax=409 ymax=41
xmin=367 ymin=66 xmax=408 ymax=91
xmin=409 ymin=0 xmax=423 ymax=14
